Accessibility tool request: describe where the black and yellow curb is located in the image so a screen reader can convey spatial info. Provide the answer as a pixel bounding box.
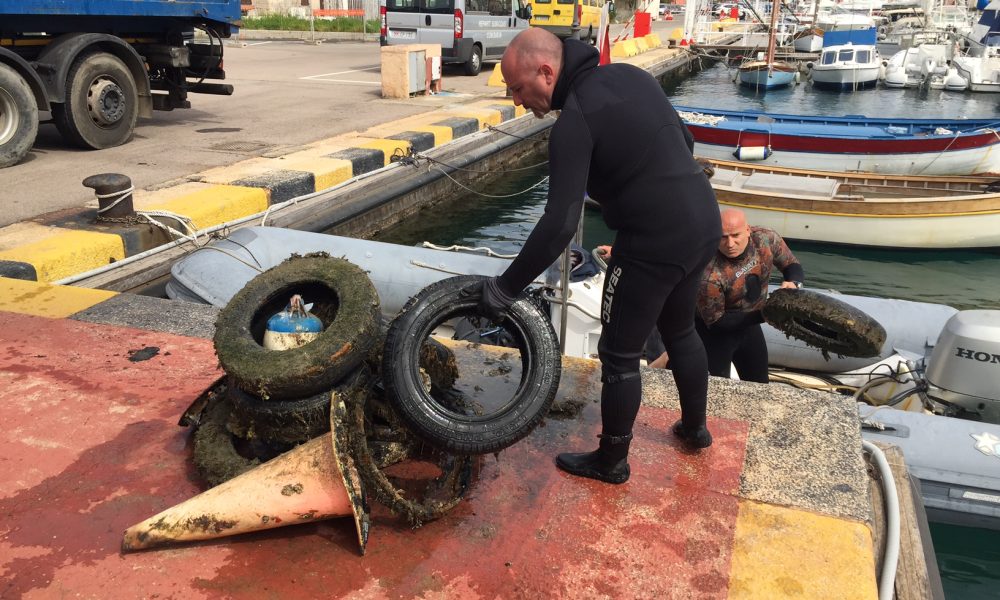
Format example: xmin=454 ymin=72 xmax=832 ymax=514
xmin=0 ymin=97 xmax=526 ymax=284
xmin=0 ymin=276 xmax=118 ymax=318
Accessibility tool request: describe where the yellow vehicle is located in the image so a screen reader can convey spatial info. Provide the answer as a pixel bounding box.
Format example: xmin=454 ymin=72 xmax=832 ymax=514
xmin=530 ymin=0 xmax=604 ymax=42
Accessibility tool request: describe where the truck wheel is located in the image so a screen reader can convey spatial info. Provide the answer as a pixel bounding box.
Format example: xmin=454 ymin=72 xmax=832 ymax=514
xmin=52 ymin=51 xmax=138 ymax=150
xmin=0 ymin=64 xmax=38 ymax=168
xmin=464 ymin=45 xmax=483 ymax=76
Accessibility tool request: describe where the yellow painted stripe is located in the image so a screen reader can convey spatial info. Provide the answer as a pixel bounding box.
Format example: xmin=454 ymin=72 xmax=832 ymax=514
xmin=357 ymin=138 xmax=412 ymax=166
xmin=0 ymin=224 xmax=125 ymax=283
xmin=728 ymin=500 xmax=878 ymax=600
xmin=489 ymin=99 xmax=528 ymax=118
xmin=0 ymin=277 xmax=117 ymax=318
xmin=448 ymin=108 xmax=504 ymax=129
xmin=408 ymin=125 xmax=454 ymax=146
xmin=277 ymin=157 xmax=354 ymax=191
xmin=718 ymin=199 xmax=1000 ymax=219
xmin=138 ymin=185 xmax=269 ymax=230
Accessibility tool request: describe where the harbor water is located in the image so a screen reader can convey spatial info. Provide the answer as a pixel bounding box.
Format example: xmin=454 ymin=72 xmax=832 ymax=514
xmin=376 ymin=62 xmax=1000 ymax=596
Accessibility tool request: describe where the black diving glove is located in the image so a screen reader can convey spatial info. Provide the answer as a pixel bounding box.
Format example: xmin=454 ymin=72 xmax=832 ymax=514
xmin=460 ymin=277 xmax=517 ymax=322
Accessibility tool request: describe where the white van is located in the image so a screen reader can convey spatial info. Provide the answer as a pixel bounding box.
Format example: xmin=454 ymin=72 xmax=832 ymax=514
xmin=380 ymin=0 xmax=533 ymax=75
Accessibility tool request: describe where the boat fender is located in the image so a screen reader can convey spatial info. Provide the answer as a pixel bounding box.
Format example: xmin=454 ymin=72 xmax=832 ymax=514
xmin=733 ymin=145 xmax=771 ymax=161
xmin=263 ymin=294 xmax=323 ymax=351
xmin=762 ymin=289 xmax=887 ymax=359
xmin=794 ymin=71 xmax=801 ymax=84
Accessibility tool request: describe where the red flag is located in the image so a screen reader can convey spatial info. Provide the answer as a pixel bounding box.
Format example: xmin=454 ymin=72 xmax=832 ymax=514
xmin=597 ymin=3 xmax=611 ymax=65
xmin=600 ymin=26 xmax=611 ymax=65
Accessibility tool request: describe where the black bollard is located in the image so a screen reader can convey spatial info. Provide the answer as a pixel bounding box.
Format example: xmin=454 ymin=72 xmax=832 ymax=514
xmin=83 ymin=173 xmax=135 ymax=220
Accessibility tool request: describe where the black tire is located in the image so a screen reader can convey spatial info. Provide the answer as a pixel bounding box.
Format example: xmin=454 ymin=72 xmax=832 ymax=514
xmin=192 ymin=394 xmax=261 ymax=488
xmin=382 ymin=275 xmax=561 ymax=455
xmin=52 ymin=51 xmax=138 ymax=150
xmin=214 ymin=254 xmax=381 ymax=399
xmin=762 ymin=288 xmax=887 ymax=358
xmin=0 ymin=64 xmax=38 ymax=168
xmin=227 ymin=378 xmax=332 ymax=445
xmin=464 ymin=45 xmax=483 ymax=76
xmin=227 ymin=365 xmax=374 ymax=445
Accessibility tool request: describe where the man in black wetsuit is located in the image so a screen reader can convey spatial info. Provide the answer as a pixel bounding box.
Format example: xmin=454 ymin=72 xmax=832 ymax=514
xmin=463 ymin=28 xmax=722 ymax=484
xmin=697 ymin=208 xmax=804 ymax=383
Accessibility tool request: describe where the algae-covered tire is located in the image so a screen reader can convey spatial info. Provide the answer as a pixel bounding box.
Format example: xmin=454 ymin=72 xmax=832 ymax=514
xmin=214 ymin=254 xmax=380 ymax=399
xmin=227 ymin=367 xmax=375 ymax=444
xmin=762 ymin=288 xmax=887 ymax=358
xmin=192 ymin=395 xmax=260 ymax=488
xmin=382 ymin=274 xmax=561 ymax=455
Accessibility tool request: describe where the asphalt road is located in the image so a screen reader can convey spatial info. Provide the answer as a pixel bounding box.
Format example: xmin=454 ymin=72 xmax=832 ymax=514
xmin=1 ymin=21 xmax=681 ymax=227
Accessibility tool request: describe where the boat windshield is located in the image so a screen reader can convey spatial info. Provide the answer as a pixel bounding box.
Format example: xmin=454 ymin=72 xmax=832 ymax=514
xmin=821 ymin=50 xmax=836 ymax=64
xmin=856 ymin=49 xmax=870 ymax=62
xmin=838 ymin=48 xmax=854 ymax=61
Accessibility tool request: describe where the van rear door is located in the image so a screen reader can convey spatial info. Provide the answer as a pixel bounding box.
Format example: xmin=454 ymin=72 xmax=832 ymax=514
xmin=384 ymin=0 xmax=456 ymax=49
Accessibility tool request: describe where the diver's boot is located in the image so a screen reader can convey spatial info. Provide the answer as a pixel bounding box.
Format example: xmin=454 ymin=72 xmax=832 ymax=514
xmin=672 ymin=419 xmax=713 ymax=449
xmin=555 ymin=433 xmax=632 ymax=484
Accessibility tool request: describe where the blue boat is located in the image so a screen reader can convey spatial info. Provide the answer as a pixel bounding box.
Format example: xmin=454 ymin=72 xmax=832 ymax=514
xmin=737 ymin=0 xmax=797 ymax=90
xmin=675 ymin=106 xmax=1000 ymax=175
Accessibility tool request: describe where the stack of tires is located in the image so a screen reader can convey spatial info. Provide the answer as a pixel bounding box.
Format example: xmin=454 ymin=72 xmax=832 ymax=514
xmin=194 ymin=253 xmax=562 ymax=525
xmin=197 ymin=254 xmax=381 ymax=487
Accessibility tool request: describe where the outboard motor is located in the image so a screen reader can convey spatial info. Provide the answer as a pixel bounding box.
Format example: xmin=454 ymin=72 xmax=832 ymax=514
xmin=924 ymin=310 xmax=1000 ymax=422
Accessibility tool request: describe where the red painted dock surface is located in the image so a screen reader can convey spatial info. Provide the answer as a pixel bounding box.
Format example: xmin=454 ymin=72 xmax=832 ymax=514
xmin=0 ymin=310 xmax=755 ymax=598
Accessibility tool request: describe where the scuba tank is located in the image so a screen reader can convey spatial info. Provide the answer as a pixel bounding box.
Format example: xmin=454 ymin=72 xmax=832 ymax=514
xmin=263 ymin=294 xmax=323 ymax=351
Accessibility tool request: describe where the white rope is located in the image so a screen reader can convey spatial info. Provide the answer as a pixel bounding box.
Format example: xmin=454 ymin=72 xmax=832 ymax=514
xmin=186 ymin=245 xmax=265 ymax=272
xmin=420 ymin=242 xmax=519 ymax=258
xmin=432 ymin=165 xmax=550 ymax=198
xmin=136 ymin=210 xmax=201 ymax=245
xmin=677 ymin=110 xmax=726 ymax=126
xmin=95 ymin=186 xmax=135 ymax=214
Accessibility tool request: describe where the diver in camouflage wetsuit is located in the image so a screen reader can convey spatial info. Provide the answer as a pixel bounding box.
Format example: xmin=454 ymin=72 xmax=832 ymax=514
xmin=697 ymin=209 xmax=804 ymax=383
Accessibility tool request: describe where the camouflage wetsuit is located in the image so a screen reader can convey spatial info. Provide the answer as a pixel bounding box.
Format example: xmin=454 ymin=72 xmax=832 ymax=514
xmin=696 ymin=227 xmax=803 ymax=383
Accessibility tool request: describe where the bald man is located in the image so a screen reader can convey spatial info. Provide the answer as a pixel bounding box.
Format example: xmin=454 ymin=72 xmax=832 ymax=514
xmin=462 ymin=29 xmax=722 ymax=484
xmin=696 ymin=209 xmax=804 ymax=383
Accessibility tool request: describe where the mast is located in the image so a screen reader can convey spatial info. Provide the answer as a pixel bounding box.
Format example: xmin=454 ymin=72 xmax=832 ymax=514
xmin=766 ymin=0 xmax=781 ymax=65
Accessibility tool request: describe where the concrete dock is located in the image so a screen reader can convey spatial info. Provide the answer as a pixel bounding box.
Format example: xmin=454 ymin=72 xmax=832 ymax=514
xmin=1 ymin=285 xmax=879 ymax=598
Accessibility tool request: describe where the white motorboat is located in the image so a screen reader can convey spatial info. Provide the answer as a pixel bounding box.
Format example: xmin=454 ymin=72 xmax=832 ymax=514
xmin=881 ymin=43 xmax=965 ymax=89
xmin=952 ymin=1 xmax=1000 ymax=93
xmin=809 ymin=29 xmax=882 ymax=90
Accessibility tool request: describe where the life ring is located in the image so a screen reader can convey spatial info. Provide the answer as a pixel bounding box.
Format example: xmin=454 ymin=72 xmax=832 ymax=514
xmin=762 ymin=289 xmax=887 ymax=358
xmin=381 ymin=275 xmax=561 ymax=455
xmin=214 ymin=254 xmax=380 ymax=399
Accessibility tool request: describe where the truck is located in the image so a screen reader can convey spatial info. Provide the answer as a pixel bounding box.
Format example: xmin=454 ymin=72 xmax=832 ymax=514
xmin=0 ymin=0 xmax=241 ymax=168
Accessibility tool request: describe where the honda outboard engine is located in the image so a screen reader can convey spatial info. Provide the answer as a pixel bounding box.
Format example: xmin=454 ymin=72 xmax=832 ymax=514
xmin=924 ymin=310 xmax=1000 ymax=422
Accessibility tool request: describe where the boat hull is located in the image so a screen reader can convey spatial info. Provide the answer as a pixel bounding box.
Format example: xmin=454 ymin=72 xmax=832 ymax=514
xmin=678 ymin=107 xmax=1000 ymax=176
xmin=738 ymin=63 xmax=798 ymax=90
xmin=810 ymin=65 xmax=881 ymax=90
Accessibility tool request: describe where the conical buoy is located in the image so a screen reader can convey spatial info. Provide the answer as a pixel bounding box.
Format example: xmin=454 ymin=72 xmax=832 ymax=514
xmin=122 ymin=398 xmax=369 ymax=554
xmin=679 ymin=35 xmax=689 ymax=47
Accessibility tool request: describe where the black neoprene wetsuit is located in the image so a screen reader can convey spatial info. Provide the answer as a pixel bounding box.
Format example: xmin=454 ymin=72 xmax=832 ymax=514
xmin=496 ymin=39 xmax=722 ymax=453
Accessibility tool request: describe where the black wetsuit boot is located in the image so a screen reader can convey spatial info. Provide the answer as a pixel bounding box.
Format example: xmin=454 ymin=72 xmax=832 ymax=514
xmin=672 ymin=420 xmax=713 ymax=449
xmin=556 ymin=433 xmax=632 ymax=484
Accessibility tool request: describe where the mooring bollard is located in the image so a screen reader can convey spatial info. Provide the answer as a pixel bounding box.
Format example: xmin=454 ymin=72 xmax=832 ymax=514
xmin=82 ymin=173 xmax=135 ymax=221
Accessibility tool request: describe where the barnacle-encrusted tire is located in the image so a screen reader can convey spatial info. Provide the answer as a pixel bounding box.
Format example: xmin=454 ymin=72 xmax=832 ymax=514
xmin=228 ymin=379 xmax=332 ymax=445
xmin=763 ymin=288 xmax=887 ymax=358
xmin=382 ymin=275 xmax=561 ymax=455
xmin=214 ymin=255 xmax=380 ymax=399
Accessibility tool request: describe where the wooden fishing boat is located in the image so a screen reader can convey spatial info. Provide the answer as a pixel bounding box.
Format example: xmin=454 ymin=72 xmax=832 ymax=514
xmin=737 ymin=0 xmax=798 ymax=90
xmin=678 ymin=106 xmax=1000 ymax=176
xmin=706 ymin=158 xmax=1000 ymax=248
